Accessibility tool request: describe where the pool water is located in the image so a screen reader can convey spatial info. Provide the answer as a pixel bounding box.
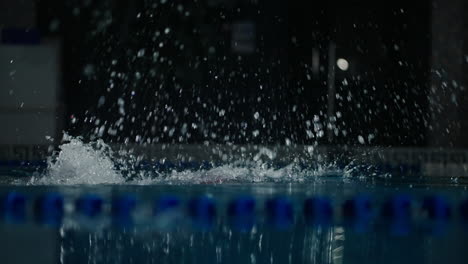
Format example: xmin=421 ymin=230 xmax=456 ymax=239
xmin=1 ymin=175 xmax=468 ymax=264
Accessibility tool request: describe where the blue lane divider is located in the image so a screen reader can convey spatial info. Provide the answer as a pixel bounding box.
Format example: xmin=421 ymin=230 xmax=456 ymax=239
xmin=421 ymin=195 xmax=452 ymax=235
xmin=343 ymin=195 xmax=373 ymax=219
xmin=422 ymin=195 xmax=451 ymax=221
xmin=2 ymin=192 xmax=468 ymax=234
xmin=34 ymin=193 xmax=64 ymax=227
xmin=266 ymin=197 xmax=294 ymax=229
xmin=304 ymin=197 xmax=333 ymax=226
xmin=188 ymin=196 xmax=216 ymax=230
xmin=382 ymin=195 xmax=412 ymax=220
xmin=382 ymin=194 xmax=413 ymax=236
xmin=154 ymin=195 xmax=181 ymax=215
xmin=228 ymin=195 xmax=256 ymax=232
xmin=0 ymin=192 xmax=26 ymax=223
xmin=112 ymin=195 xmax=137 ymax=227
xmin=342 ymin=195 xmax=374 ymax=232
xmin=75 ymin=194 xmax=104 ymax=218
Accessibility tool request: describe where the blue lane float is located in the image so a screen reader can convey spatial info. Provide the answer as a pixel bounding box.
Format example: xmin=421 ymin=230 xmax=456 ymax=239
xmin=153 ymin=195 xmax=183 ymax=229
xmin=422 ymin=195 xmax=451 ymax=220
xmin=0 ymin=192 xmax=26 ymax=223
xmin=75 ymin=194 xmax=104 ymax=218
xmin=34 ymin=193 xmax=64 ymax=227
xmin=154 ymin=195 xmax=182 ymax=215
xmin=265 ymin=197 xmax=294 ymax=229
xmin=382 ymin=194 xmax=413 ymax=236
xmin=382 ymin=194 xmax=412 ymax=220
xmin=304 ymin=196 xmax=333 ymax=226
xmin=228 ymin=195 xmax=256 ymax=232
xmin=112 ymin=194 xmax=137 ymax=227
xmin=421 ymin=195 xmax=451 ymax=235
xmin=342 ymin=195 xmax=374 ymax=232
xmin=188 ymin=196 xmax=216 ymax=230
xmin=3 ymin=191 xmax=468 ymax=234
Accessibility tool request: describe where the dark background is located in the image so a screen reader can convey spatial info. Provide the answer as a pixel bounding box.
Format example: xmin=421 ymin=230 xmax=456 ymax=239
xmin=34 ymin=0 xmax=436 ymax=147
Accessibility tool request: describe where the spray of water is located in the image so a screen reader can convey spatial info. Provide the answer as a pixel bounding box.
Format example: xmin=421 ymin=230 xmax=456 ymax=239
xmin=30 ymin=134 xmax=124 ymax=185
xmin=27 ymin=134 xmax=357 ymax=185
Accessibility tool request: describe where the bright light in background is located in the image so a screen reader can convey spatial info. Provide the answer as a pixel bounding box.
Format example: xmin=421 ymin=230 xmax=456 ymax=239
xmin=336 ymin=58 xmax=349 ymax=71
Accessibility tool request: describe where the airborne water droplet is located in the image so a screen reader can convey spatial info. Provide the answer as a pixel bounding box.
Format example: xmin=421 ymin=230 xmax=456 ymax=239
xmin=253 ymin=112 xmax=260 ymax=120
xmin=358 ymin=135 xmax=365 ymax=144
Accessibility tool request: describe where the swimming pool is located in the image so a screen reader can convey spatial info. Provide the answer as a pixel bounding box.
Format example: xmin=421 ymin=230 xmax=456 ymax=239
xmin=1 ymin=171 xmax=468 ymax=264
xmin=0 ymin=139 xmax=467 ymax=264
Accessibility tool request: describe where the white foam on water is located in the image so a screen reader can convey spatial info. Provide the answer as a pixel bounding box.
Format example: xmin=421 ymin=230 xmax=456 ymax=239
xmin=28 ymin=135 xmax=358 ymax=185
xmin=134 ymin=162 xmax=337 ymax=185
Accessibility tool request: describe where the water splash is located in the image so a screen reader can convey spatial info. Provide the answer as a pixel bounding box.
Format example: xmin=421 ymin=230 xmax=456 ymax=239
xmin=134 ymin=163 xmax=330 ymax=185
xmin=27 ymin=135 xmax=371 ymax=185
xmin=30 ymin=134 xmax=124 ymax=185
